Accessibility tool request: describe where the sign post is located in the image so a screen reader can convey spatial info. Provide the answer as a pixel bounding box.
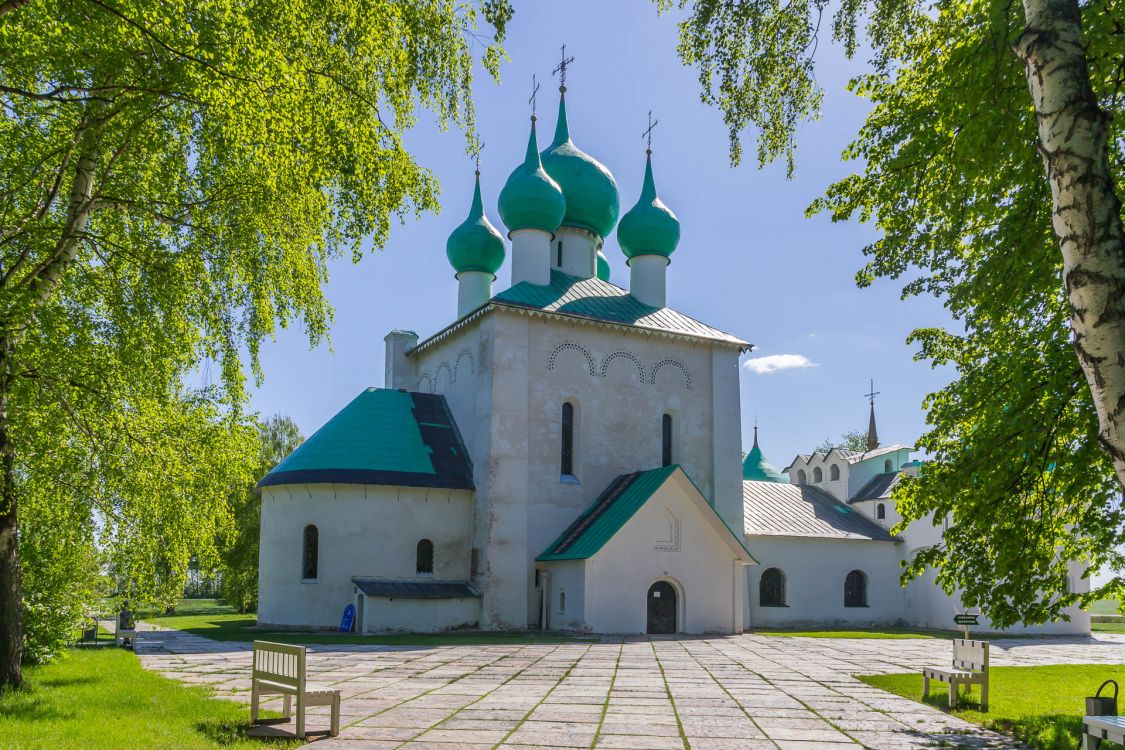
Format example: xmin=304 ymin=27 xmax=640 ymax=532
xmin=953 ymin=612 xmax=979 ymax=640
xmin=340 ymin=603 xmax=356 ymax=633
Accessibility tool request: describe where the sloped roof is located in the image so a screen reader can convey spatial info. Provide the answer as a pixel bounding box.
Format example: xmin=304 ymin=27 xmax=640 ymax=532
xmin=742 ymin=481 xmax=897 ymax=541
xmin=351 ymin=578 xmax=479 ymax=599
xmin=783 ymin=444 xmax=913 ymax=472
xmin=850 ymin=471 xmax=904 ymax=503
xmin=415 ymin=271 xmax=748 ymax=352
xmin=258 ymin=388 xmax=474 ymax=491
xmin=537 ymin=465 xmax=753 ymax=562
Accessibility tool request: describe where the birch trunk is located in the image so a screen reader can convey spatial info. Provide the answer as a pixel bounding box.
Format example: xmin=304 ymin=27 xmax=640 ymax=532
xmin=0 ymin=100 xmax=102 ymax=691
xmin=1015 ymin=0 xmax=1125 ymax=487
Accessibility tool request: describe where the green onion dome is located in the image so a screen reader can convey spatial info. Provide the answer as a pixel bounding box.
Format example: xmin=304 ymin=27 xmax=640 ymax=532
xmin=596 ymin=249 xmax=611 ymax=281
xmin=742 ymin=427 xmax=786 ymax=483
xmin=540 ymin=94 xmax=620 ymax=238
xmin=617 ymin=153 xmax=680 ymax=260
xmin=446 ymin=172 xmax=505 ymax=276
xmin=499 ymin=119 xmax=565 ymax=235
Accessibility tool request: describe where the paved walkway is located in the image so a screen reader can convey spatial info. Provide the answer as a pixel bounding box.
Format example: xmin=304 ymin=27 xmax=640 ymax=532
xmin=136 ymin=627 xmax=1125 ymax=750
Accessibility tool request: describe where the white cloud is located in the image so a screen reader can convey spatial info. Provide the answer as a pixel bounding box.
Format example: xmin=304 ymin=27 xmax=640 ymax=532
xmin=742 ymin=353 xmax=817 ymax=375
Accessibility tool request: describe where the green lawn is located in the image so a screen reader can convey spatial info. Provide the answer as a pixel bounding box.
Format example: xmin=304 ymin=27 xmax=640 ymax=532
xmin=751 ymin=628 xmax=940 ymax=639
xmin=144 ymin=599 xmax=596 ymax=646
xmin=861 ymin=664 xmax=1125 ymax=750
xmin=1090 ymin=599 xmax=1123 ymax=615
xmin=0 ymin=649 xmax=294 ymax=750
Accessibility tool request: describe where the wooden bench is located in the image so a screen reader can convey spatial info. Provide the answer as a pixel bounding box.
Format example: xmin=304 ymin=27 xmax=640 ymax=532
xmin=923 ymin=638 xmax=989 ymax=709
xmin=1081 ymin=715 xmax=1125 ymax=750
xmin=250 ymin=640 xmax=340 ymax=739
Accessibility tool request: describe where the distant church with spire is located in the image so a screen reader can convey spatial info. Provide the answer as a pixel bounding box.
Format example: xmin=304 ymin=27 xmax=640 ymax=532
xmin=254 ymin=56 xmax=1089 ymax=636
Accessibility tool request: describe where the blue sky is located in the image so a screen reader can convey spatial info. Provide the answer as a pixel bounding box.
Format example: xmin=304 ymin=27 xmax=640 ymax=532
xmin=241 ymin=0 xmax=955 ymax=469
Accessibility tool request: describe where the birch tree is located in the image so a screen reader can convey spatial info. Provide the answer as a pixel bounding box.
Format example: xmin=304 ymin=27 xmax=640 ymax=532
xmin=660 ymin=0 xmax=1125 ymax=624
xmin=0 ymin=0 xmax=509 ymax=691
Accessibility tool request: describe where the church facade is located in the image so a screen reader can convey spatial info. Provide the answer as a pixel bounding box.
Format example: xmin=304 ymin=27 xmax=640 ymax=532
xmin=256 ymin=82 xmax=1089 ymax=636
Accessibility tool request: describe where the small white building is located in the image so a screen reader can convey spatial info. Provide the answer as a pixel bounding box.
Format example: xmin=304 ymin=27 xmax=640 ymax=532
xmin=256 ymin=81 xmax=1090 ymax=637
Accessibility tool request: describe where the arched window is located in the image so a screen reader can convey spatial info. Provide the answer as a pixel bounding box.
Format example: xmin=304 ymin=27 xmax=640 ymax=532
xmin=813 ymin=467 xmax=823 ymax=483
xmin=416 ymin=539 xmax=434 ymax=575
xmin=876 ymin=503 xmax=886 ymax=520
xmin=844 ymin=570 xmax=868 ymax=607
xmin=661 ymin=414 xmax=673 ymax=467
xmin=885 ymin=459 xmax=893 ymax=472
xmin=829 ymin=464 xmax=840 ymax=481
xmin=759 ymin=568 xmax=786 ymax=607
xmin=302 ymin=525 xmax=318 ymax=581
xmin=560 ymin=402 xmax=575 ymax=477
xmin=797 ymin=469 xmax=807 ymax=485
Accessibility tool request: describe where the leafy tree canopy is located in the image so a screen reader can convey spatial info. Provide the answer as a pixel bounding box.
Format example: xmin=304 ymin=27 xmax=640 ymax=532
xmin=0 ymin=0 xmax=510 ymax=686
xmin=815 ymin=429 xmax=869 ymax=454
xmin=660 ymin=0 xmax=1125 ymax=625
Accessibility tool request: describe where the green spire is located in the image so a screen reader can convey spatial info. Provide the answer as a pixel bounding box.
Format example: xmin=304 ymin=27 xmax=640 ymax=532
xmin=446 ymin=172 xmax=505 ymax=276
xmin=742 ymin=425 xmax=786 ymax=483
xmin=596 ymin=249 xmax=611 ymax=281
xmin=498 ymin=118 xmax=566 ymax=235
xmin=540 ymin=92 xmax=620 ymax=238
xmin=617 ymin=152 xmax=680 ymax=260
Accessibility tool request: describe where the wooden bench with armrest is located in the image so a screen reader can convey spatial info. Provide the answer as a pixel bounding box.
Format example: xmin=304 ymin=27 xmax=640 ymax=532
xmin=922 ymin=638 xmax=989 ymax=710
xmin=250 ymin=640 xmax=340 ymax=739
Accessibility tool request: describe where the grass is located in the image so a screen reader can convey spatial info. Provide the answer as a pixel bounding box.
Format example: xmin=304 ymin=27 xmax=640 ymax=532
xmin=860 ymin=664 xmax=1125 ymax=750
xmin=0 ymin=649 xmax=295 ymax=750
xmin=144 ymin=599 xmax=597 ymax=646
xmin=751 ymin=627 xmax=940 ymax=639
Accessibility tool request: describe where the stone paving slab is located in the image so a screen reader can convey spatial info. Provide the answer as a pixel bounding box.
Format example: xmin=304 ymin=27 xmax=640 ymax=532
xmin=134 ymin=625 xmax=1125 ymax=749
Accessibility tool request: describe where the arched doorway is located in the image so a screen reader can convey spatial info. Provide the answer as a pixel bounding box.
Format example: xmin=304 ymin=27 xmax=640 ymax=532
xmin=647 ymin=581 xmax=678 ymax=634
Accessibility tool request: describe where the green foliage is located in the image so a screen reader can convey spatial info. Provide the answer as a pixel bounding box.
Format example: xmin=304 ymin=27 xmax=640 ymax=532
xmin=0 ymin=0 xmax=509 ymax=673
xmin=219 ymin=415 xmax=303 ymax=614
xmin=861 ymin=665 xmax=1125 ymax=750
xmin=814 ymin=429 xmax=868 ymax=453
xmin=0 ymin=649 xmax=296 ymax=749
xmin=664 ymin=0 xmax=1125 ymax=625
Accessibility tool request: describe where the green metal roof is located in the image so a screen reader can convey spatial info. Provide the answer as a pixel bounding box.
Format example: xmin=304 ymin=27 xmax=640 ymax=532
xmin=742 ymin=429 xmax=786 ymax=482
xmin=491 ymin=270 xmax=747 ymax=347
xmin=537 ymin=465 xmax=753 ymax=562
xmin=537 ymin=465 xmax=679 ymax=561
xmin=258 ymin=389 xmax=474 ymax=490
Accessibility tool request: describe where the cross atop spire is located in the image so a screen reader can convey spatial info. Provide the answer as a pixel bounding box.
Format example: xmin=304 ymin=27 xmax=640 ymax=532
xmin=753 ymin=415 xmax=759 ymax=449
xmin=642 ymin=110 xmax=659 ymax=155
xmin=472 ymin=142 xmax=485 ymax=176
xmin=865 ymin=379 xmax=880 ymax=452
xmin=552 ymin=44 xmax=575 ymax=93
xmin=529 ymin=74 xmax=541 ymax=120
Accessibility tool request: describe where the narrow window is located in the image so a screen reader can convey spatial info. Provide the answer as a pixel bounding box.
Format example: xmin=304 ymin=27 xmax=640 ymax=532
xmin=797 ymin=469 xmax=807 ymax=485
xmin=661 ymin=413 xmax=674 ymax=467
xmin=885 ymin=459 xmax=893 ymax=472
xmin=302 ymin=525 xmax=318 ymax=581
xmin=559 ymin=591 xmax=566 ymax=613
xmin=876 ymin=503 xmax=886 ymax=520
xmin=759 ymin=568 xmax=786 ymax=607
xmin=556 ymin=241 xmax=563 ymax=268
xmin=829 ymin=464 xmax=840 ymax=481
xmin=844 ymin=570 xmax=868 ymax=607
xmin=813 ymin=467 xmax=823 ymax=483
xmin=470 ymin=548 xmax=480 ymax=579
xmin=561 ymin=402 xmax=575 ymax=477
xmin=416 ymin=539 xmax=434 ymax=575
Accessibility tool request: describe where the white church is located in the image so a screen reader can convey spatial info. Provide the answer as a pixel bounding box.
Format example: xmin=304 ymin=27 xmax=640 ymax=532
xmin=256 ymin=79 xmax=1089 ymax=637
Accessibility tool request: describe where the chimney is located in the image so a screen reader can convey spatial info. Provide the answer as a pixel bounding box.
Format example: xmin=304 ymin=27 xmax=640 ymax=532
xmin=384 ymin=330 xmax=418 ymax=390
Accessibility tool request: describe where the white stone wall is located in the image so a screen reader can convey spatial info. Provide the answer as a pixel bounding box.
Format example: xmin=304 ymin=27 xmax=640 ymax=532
xmin=353 ymin=594 xmax=480 ymax=633
xmin=258 ymin=484 xmax=475 ymax=630
xmin=576 ymin=472 xmax=748 ymax=634
xmin=745 ymin=536 xmax=907 ymax=628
